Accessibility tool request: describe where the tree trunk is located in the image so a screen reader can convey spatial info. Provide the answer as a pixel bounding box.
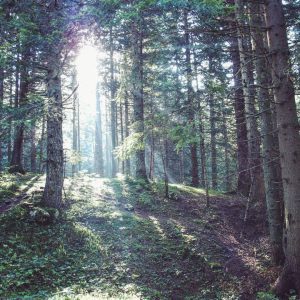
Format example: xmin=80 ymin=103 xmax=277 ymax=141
xmin=94 ymin=82 xmax=104 ymax=176
xmin=39 ymin=114 xmax=46 ymax=173
xmin=149 ymin=130 xmax=155 ymax=180
xmin=230 ymin=34 xmax=251 ymax=196
xmin=109 ymin=26 xmax=117 ymax=177
xmin=264 ymin=0 xmax=300 ymax=295
xmin=220 ymin=96 xmax=231 ymax=192
xmin=235 ymin=0 xmax=265 ymax=202
xmin=250 ymin=1 xmax=284 ymax=265
xmin=208 ymin=56 xmax=218 ymax=190
xmin=10 ymin=48 xmax=30 ymax=174
xmin=77 ymin=90 xmax=81 ymax=172
xmin=72 ymin=70 xmax=78 ymax=176
xmin=7 ymin=76 xmax=13 ymax=164
xmin=183 ymin=9 xmax=199 ymax=187
xmin=131 ymin=18 xmax=147 ymax=180
xmin=124 ymin=92 xmax=131 ymax=175
xmin=42 ymin=49 xmax=64 ymax=208
xmin=0 ymin=67 xmax=4 ymax=171
xmin=120 ymin=101 xmax=125 ymax=174
xmin=30 ymin=120 xmax=37 ymax=173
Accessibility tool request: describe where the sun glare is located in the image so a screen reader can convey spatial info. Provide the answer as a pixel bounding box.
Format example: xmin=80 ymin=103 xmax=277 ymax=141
xmin=76 ymin=45 xmax=98 ymax=112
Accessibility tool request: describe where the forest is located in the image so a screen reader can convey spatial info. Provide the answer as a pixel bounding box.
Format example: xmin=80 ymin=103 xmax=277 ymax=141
xmin=0 ymin=0 xmax=300 ymax=299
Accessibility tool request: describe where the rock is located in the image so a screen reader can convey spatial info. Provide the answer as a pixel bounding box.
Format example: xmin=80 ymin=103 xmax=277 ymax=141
xmin=30 ymin=207 xmax=51 ymax=225
xmin=29 ymin=207 xmax=59 ymax=225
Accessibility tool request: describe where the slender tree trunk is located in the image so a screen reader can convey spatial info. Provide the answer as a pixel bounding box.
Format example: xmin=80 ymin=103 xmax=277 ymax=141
xmin=183 ymin=9 xmax=199 ymax=187
xmin=160 ymin=139 xmax=169 ymax=198
xmin=77 ymin=91 xmax=81 ymax=172
xmin=179 ymin=149 xmax=184 ymax=183
xmin=131 ymin=18 xmax=147 ymax=180
xmin=7 ymin=76 xmax=13 ymax=164
xmin=42 ymin=49 xmax=64 ymax=208
xmin=105 ymin=96 xmax=111 ymax=177
xmin=0 ymin=67 xmax=4 ymax=171
xmin=250 ymin=1 xmax=284 ymax=265
xmin=124 ymin=92 xmax=131 ymax=175
xmin=71 ymin=70 xmax=78 ymax=176
xmin=10 ymin=48 xmax=30 ymax=174
xmin=199 ymin=114 xmax=210 ymax=207
xmin=208 ymin=57 xmax=218 ymax=189
xmin=220 ymin=97 xmax=231 ymax=191
xmin=264 ymin=0 xmax=300 ymax=295
xmin=94 ymin=82 xmax=104 ymax=176
xmin=30 ymin=120 xmax=37 ymax=173
xmin=120 ymin=101 xmax=125 ymax=174
xmin=109 ymin=26 xmax=117 ymax=177
xmin=235 ymin=0 xmax=265 ymax=202
xmin=39 ymin=114 xmax=45 ymax=173
xmin=230 ymin=34 xmax=250 ymax=196
xmin=149 ymin=130 xmax=155 ymax=180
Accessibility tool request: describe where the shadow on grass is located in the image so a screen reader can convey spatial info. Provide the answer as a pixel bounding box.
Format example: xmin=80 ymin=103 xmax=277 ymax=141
xmin=0 ymin=174 xmax=41 ymax=213
xmin=0 ymin=176 xmax=271 ymax=300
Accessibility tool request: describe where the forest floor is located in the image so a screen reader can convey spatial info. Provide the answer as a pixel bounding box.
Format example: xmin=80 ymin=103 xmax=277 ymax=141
xmin=0 ymin=174 xmax=280 ymax=300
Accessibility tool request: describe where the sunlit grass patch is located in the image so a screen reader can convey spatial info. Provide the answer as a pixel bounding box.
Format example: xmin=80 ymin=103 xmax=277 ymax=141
xmin=0 ymin=172 xmax=37 ymax=203
xmin=48 ymin=288 xmax=142 ymax=300
xmin=168 ymin=183 xmax=223 ymax=197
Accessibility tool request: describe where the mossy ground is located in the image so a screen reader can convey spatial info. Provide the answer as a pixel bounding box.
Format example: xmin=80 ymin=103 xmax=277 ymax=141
xmin=0 ymin=174 xmax=278 ymax=299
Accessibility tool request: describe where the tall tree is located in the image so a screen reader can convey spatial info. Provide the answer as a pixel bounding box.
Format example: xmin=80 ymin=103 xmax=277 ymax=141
xmin=230 ymin=35 xmax=251 ymax=196
xmin=109 ymin=25 xmax=117 ymax=177
xmin=131 ymin=12 xmax=147 ymax=180
xmin=42 ymin=1 xmax=66 ymax=208
xmin=71 ymin=70 xmax=78 ymax=176
xmin=9 ymin=45 xmax=30 ymax=174
xmin=249 ymin=0 xmax=284 ymax=265
xmin=264 ymin=0 xmax=300 ymax=295
xmin=235 ymin=0 xmax=265 ymax=201
xmin=183 ymin=8 xmax=199 ymax=187
xmin=94 ymin=81 xmax=104 ymax=176
xmin=0 ymin=67 xmax=4 ymax=171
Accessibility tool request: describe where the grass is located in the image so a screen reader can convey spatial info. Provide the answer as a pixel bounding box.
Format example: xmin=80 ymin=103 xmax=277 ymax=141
xmin=0 ymin=174 xmax=275 ymax=299
xmin=0 ymin=173 xmax=37 ymax=204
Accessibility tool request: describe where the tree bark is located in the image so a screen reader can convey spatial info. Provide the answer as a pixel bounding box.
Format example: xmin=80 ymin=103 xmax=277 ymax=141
xmin=264 ymin=0 xmax=300 ymax=295
xmin=220 ymin=96 xmax=231 ymax=192
xmin=94 ymin=82 xmax=104 ymax=176
xmin=109 ymin=25 xmax=117 ymax=177
xmin=39 ymin=114 xmax=46 ymax=173
xmin=235 ymin=0 xmax=265 ymax=202
xmin=42 ymin=49 xmax=64 ymax=208
xmin=71 ymin=70 xmax=78 ymax=176
xmin=119 ymin=101 xmax=125 ymax=174
xmin=230 ymin=35 xmax=251 ymax=196
xmin=7 ymin=75 xmax=13 ymax=164
xmin=250 ymin=0 xmax=284 ymax=265
xmin=30 ymin=120 xmax=37 ymax=173
xmin=131 ymin=18 xmax=147 ymax=180
xmin=124 ymin=92 xmax=131 ymax=175
xmin=0 ymin=67 xmax=4 ymax=171
xmin=183 ymin=9 xmax=199 ymax=187
xmin=207 ymin=56 xmax=218 ymax=190
xmin=10 ymin=47 xmax=30 ymax=174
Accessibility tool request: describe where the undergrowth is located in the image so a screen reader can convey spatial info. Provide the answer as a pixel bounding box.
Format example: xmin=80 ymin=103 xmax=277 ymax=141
xmin=0 ymin=174 xmax=275 ymax=299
